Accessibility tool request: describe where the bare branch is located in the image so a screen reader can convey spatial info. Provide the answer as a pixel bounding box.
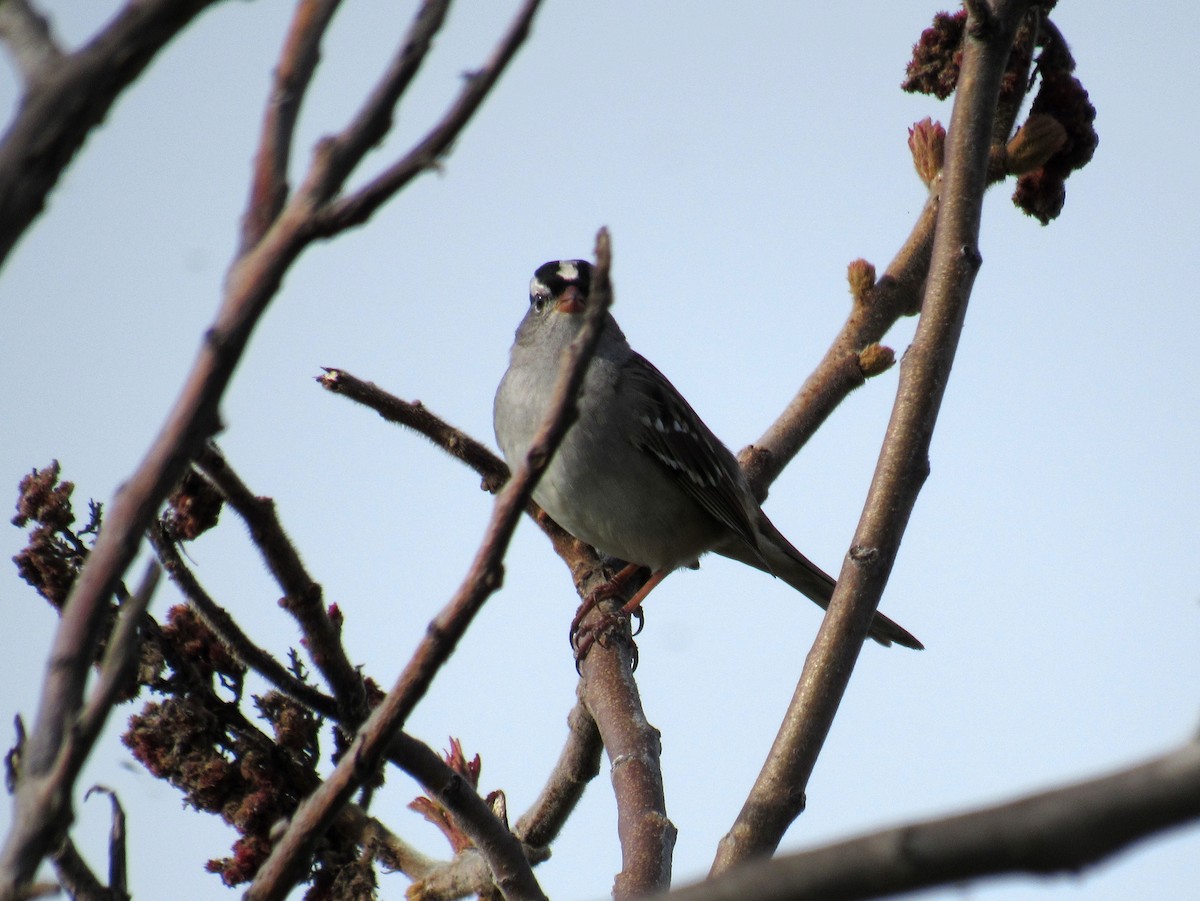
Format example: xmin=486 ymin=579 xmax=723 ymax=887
xmin=146 ymin=523 xmax=340 ymax=719
xmin=416 ymin=700 xmax=604 ymax=899
xmin=0 ymin=0 xmax=64 ymax=86
xmin=1 ymin=1 xmax=543 ymax=890
xmin=713 ymin=0 xmax=1035 ymax=872
xmin=0 ymin=557 xmax=158 ymax=895
xmin=741 ymin=8 xmax=1036 ymax=496
xmin=299 ymin=0 xmax=453 ymax=210
xmin=240 ymin=0 xmax=343 ymax=252
xmin=671 ymin=740 xmax=1200 ymax=901
xmin=386 ymin=733 xmax=550 ymax=890
xmin=0 ymin=0 xmax=229 ymax=269
xmin=317 ymin=369 xmax=510 ymax=492
xmin=311 ymin=0 xmax=544 ymax=236
xmin=245 ymin=228 xmax=615 ymax=901
xmin=49 ymin=837 xmax=120 ymax=901
xmin=192 ymin=445 xmax=365 ymax=718
xmin=580 ymin=630 xmax=675 ymax=899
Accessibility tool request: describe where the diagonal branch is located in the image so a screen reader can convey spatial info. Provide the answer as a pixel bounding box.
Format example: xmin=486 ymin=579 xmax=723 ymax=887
xmin=299 ymin=0 xmax=453 ymax=209
xmin=0 ymin=3 xmax=545 ymax=893
xmin=310 ymin=0 xmax=544 ymax=235
xmin=742 ymin=9 xmax=1037 ymax=495
xmin=192 ymin=444 xmax=365 ymax=718
xmin=713 ymin=0 xmax=1034 ymax=872
xmin=0 ymin=0 xmax=230 ymax=270
xmin=316 ymin=370 xmax=510 ymax=491
xmin=670 ymin=738 xmax=1200 ymax=901
xmin=244 ymin=228 xmax=615 ymax=901
xmin=147 ymin=522 xmax=340 ymax=719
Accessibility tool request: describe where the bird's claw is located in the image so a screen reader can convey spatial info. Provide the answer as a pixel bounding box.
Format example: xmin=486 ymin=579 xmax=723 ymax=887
xmin=571 ymin=607 xmax=642 ymax=672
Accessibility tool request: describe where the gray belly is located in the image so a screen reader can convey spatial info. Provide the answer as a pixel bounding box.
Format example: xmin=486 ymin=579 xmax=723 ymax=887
xmin=532 ymin=430 xmax=721 ymax=573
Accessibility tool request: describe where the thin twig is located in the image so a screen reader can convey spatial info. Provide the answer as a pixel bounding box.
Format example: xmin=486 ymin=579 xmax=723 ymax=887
xmin=299 ymin=0 xmax=453 ymax=208
xmin=315 ymin=368 xmax=607 ymax=592
xmin=192 ymin=445 xmax=364 ymax=718
xmin=311 ymin=0 xmax=544 ymax=235
xmin=245 ymin=228 xmax=615 ymax=901
xmin=713 ymin=0 xmax=1035 ymax=872
xmin=49 ymin=837 xmax=121 ymax=901
xmin=414 ymin=700 xmax=603 ymax=898
xmin=316 ymin=371 xmax=510 ymax=491
xmin=741 ymin=12 xmax=1034 ymax=496
xmin=0 ymin=0 xmax=544 ymax=890
xmin=147 ymin=522 xmax=340 ymax=719
xmin=83 ymin=786 xmax=127 ymax=895
xmin=581 ymin=631 xmax=675 ymax=899
xmin=240 ymin=0 xmax=343 ymax=253
xmin=389 ymin=733 xmax=551 ymax=898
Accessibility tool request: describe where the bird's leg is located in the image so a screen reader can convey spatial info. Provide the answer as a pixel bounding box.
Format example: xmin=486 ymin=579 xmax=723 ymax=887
xmin=569 ymin=562 xmax=643 ymax=641
xmin=571 ymin=566 xmax=669 ymax=662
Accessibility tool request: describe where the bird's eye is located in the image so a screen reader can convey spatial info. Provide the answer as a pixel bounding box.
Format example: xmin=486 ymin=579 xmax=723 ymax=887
xmin=531 ymin=293 xmax=549 ymax=313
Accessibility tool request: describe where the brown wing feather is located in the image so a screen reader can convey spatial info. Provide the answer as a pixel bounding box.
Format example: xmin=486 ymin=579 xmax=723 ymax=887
xmin=619 ymin=353 xmax=770 ymax=569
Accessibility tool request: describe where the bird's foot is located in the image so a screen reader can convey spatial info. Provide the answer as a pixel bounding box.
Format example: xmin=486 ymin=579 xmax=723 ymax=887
xmin=571 ymin=606 xmax=641 ymax=670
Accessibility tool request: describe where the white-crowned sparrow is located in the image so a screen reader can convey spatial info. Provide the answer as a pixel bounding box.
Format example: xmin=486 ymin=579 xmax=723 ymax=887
xmin=494 ymin=259 xmax=922 ymax=650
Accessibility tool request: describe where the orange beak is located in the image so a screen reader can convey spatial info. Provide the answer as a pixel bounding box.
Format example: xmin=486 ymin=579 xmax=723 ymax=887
xmin=555 ymin=285 xmax=585 ymax=314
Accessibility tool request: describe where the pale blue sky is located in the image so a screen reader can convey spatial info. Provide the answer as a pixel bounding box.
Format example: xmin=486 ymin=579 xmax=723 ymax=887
xmin=2 ymin=3 xmax=1198 ymax=899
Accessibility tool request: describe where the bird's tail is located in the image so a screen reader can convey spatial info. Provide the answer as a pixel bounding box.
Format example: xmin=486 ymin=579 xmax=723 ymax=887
xmin=716 ymin=514 xmax=924 ymax=650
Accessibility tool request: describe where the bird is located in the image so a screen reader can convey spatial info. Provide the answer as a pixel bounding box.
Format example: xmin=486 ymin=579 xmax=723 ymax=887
xmin=493 ymin=259 xmax=922 ymax=651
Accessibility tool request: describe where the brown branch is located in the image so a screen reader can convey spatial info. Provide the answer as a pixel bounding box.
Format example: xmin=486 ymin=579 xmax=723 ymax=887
xmin=239 ymin=0 xmax=343 ymax=252
xmin=49 ymin=837 xmax=122 ymax=901
xmin=712 ymin=0 xmax=1034 ymax=873
xmin=0 ymin=559 xmax=157 ymax=895
xmin=514 ymin=700 xmax=604 ymax=848
xmin=741 ymin=193 xmax=937 ymax=497
xmin=192 ymin=444 xmax=365 ymax=718
xmin=741 ymin=10 xmax=1035 ymax=496
xmin=315 ymin=367 xmax=608 ymax=595
xmin=0 ymin=0 xmax=229 ymax=270
xmin=670 ymin=739 xmax=1200 ymax=901
xmin=245 ymin=228 xmax=615 ymax=901
xmin=386 ymin=733 xmax=549 ymax=894
xmin=413 ymin=700 xmax=604 ymax=898
xmin=311 ymin=0 xmax=544 ymax=235
xmin=317 ymin=370 xmax=510 ymax=492
xmin=580 ymin=626 xmax=675 ymax=899
xmin=299 ymin=0 xmax=453 ymax=209
xmin=146 ymin=522 xmax=340 ymax=719
xmin=0 ymin=2 xmax=544 ymax=891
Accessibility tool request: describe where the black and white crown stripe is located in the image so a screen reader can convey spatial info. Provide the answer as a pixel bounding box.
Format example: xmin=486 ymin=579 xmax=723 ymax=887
xmin=530 ymin=259 xmax=593 ymax=307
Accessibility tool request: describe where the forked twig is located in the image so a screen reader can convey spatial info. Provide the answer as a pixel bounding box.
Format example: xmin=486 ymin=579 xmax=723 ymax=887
xmin=713 ymin=0 xmax=1036 ymax=872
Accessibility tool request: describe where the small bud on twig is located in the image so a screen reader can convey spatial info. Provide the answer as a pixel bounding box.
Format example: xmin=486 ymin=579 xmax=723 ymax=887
xmin=908 ymin=118 xmax=946 ymax=187
xmin=858 ymin=344 xmax=895 ymax=378
xmin=846 ymin=259 xmax=877 ymax=303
